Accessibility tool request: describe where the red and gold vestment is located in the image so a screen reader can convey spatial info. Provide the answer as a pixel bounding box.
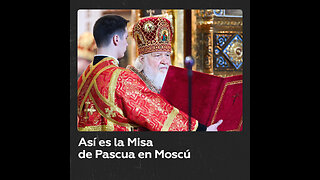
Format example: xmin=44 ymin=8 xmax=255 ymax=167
xmin=77 ymin=57 xmax=198 ymax=131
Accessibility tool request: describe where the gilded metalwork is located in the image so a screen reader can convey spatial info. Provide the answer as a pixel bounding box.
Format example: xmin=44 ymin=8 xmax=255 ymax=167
xmin=204 ymin=26 xmax=214 ymax=72
xmin=222 ymin=34 xmax=243 ymax=69
xmin=172 ymin=9 xmax=185 ymax=67
xmin=191 ymin=9 xmax=243 ymax=77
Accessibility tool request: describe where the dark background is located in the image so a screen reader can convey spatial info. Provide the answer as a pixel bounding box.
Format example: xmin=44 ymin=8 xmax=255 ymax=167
xmin=70 ymin=0 xmax=250 ymax=179
xmin=11 ymin=1 xmax=301 ymax=179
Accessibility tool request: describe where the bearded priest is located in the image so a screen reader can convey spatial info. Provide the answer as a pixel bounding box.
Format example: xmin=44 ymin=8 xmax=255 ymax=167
xmin=77 ymin=15 xmax=222 ymax=131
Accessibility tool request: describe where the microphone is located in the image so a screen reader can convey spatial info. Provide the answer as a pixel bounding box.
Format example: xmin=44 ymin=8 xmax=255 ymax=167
xmin=184 ymin=56 xmax=194 ymax=131
xmin=185 ymin=56 xmax=194 ymax=68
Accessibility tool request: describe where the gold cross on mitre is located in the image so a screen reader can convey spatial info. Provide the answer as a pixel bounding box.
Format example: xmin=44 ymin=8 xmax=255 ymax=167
xmin=146 ymin=9 xmax=155 ymax=16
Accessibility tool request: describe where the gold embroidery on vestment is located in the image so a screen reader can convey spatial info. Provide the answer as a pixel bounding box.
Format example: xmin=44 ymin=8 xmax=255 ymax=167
xmin=93 ymin=81 xmax=124 ymax=116
xmin=105 ymin=107 xmax=116 ymax=118
xmin=88 ymin=93 xmax=138 ymax=130
xmin=108 ymin=69 xmax=122 ymax=104
xmin=83 ymin=99 xmax=96 ymax=120
xmin=78 ymin=59 xmax=114 ymax=96
xmin=78 ymin=124 xmax=114 ymax=131
xmin=192 ymin=120 xmax=198 ymax=131
xmin=78 ymin=65 xmax=114 ymax=114
xmin=161 ymin=107 xmax=179 ymax=131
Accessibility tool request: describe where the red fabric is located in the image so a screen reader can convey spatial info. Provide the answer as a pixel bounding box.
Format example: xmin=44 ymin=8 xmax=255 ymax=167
xmin=77 ymin=58 xmax=198 ymax=131
xmin=160 ymin=66 xmax=243 ymax=131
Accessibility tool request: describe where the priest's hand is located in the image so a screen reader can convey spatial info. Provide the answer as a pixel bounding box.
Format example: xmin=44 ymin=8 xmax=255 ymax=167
xmin=206 ymin=120 xmax=223 ymax=131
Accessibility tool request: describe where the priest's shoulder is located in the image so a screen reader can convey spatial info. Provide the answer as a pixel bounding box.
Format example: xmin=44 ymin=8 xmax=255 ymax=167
xmin=117 ymin=66 xmax=143 ymax=82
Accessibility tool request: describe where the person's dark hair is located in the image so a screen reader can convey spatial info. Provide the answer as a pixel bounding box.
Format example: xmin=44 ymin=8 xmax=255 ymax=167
xmin=93 ymin=15 xmax=129 ymax=48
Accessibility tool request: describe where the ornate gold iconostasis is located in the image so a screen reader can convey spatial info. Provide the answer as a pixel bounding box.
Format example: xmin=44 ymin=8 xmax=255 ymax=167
xmin=79 ymin=9 xmax=243 ymax=77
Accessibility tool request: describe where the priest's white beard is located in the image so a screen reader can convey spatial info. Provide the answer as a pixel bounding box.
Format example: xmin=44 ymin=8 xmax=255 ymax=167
xmin=143 ymin=61 xmax=168 ymax=90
